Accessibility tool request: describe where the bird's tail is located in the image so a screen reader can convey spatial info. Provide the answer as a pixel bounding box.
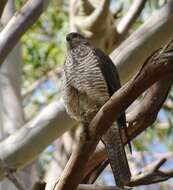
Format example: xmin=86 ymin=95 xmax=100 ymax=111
xmin=102 ymin=123 xmax=131 ymax=187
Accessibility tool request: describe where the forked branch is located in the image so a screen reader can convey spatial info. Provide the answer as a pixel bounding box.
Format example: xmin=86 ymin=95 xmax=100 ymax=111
xmin=77 ymin=157 xmax=173 ymax=189
xmin=129 ymin=157 xmax=173 ymax=186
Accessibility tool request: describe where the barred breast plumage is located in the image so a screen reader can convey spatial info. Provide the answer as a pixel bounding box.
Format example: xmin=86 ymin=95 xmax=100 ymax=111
xmin=63 ymin=43 xmax=109 ymax=122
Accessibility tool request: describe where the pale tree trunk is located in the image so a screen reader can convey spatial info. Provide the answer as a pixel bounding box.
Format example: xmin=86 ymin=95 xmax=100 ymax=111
xmin=0 ymin=1 xmax=38 ymax=189
xmin=45 ymin=131 xmax=75 ymax=190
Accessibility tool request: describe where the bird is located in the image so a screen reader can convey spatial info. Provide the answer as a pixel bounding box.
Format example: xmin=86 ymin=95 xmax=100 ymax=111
xmin=62 ymin=32 xmax=131 ymax=188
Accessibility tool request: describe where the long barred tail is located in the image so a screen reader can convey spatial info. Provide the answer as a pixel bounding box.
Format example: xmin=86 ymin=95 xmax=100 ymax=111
xmin=102 ymin=123 xmax=131 ymax=187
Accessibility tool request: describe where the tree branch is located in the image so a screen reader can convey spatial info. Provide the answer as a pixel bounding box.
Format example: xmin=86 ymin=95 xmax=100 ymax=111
xmin=0 ymin=0 xmax=49 ymax=66
xmin=112 ymin=0 xmax=173 ymax=84
xmin=0 ymin=99 xmax=76 ymax=180
xmin=70 ymin=0 xmax=110 ymax=33
xmin=54 ymin=38 xmax=173 ymax=190
xmin=129 ymin=157 xmax=173 ymax=186
xmin=127 ymin=74 xmax=173 ymax=136
xmin=78 ymin=156 xmax=173 ymax=189
xmin=83 ymin=159 xmax=109 ymax=184
xmin=117 ymin=0 xmax=147 ymax=36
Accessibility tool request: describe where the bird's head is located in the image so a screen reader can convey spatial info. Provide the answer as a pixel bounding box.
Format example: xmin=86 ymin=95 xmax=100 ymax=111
xmin=66 ymin=32 xmax=89 ymax=49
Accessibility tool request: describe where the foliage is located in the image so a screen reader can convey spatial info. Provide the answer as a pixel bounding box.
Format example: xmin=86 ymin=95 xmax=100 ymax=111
xmin=22 ymin=1 xmax=68 ymax=87
xmin=21 ymin=1 xmax=69 ymax=119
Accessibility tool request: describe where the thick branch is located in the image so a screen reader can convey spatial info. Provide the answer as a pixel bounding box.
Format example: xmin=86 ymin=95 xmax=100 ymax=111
xmin=0 ymin=99 xmax=76 ymax=180
xmin=117 ymin=0 xmax=147 ymax=36
xmin=0 ymin=0 xmax=49 ymax=66
xmin=127 ymin=74 xmax=173 ymax=135
xmin=73 ymin=0 xmax=110 ymax=32
xmin=54 ymin=38 xmax=173 ymax=190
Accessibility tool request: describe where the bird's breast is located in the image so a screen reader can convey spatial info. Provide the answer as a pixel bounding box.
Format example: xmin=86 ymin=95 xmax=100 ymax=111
xmin=63 ymin=49 xmax=109 ymax=122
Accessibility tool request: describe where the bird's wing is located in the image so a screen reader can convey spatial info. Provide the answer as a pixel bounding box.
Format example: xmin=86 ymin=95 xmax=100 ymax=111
xmin=94 ymin=48 xmax=121 ymax=95
xmin=94 ymin=48 xmax=132 ymax=153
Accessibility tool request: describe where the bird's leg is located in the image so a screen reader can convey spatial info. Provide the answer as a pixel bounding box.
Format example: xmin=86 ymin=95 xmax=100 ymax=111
xmin=83 ymin=120 xmax=90 ymax=141
xmin=83 ymin=107 xmax=98 ymax=141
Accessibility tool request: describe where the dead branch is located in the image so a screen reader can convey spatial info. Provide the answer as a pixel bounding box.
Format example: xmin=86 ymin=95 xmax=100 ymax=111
xmin=117 ymin=0 xmax=147 ymax=36
xmin=0 ymin=0 xmax=49 ymax=66
xmin=129 ymin=157 xmax=173 ymax=186
xmin=54 ymin=37 xmax=173 ymax=190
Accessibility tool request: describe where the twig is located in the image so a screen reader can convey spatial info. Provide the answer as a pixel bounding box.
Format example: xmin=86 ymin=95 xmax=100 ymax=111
xmin=54 ymin=33 xmax=173 ymax=190
xmin=129 ymin=157 xmax=173 ymax=186
xmin=117 ymin=0 xmax=147 ymax=36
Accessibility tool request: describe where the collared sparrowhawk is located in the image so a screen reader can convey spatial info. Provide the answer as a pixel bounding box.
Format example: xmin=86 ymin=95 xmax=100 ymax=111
xmin=62 ymin=32 xmax=131 ymax=188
